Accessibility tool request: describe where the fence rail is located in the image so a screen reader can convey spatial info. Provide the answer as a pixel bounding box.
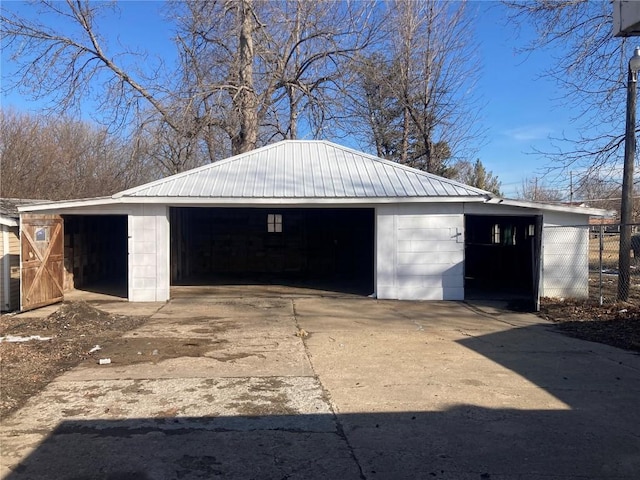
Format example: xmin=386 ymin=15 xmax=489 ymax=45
xmin=543 ymin=223 xmax=640 ymax=306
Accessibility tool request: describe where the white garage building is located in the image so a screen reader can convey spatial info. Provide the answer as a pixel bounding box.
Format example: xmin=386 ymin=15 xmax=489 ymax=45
xmin=18 ymin=140 xmax=605 ymax=310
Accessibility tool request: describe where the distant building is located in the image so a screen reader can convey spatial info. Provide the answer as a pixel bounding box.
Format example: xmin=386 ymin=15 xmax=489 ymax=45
xmin=1 ymin=199 xmax=21 ymax=311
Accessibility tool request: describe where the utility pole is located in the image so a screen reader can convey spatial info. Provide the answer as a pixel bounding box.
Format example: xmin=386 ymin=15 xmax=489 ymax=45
xmin=569 ymin=171 xmax=573 ymax=204
xmin=618 ymin=46 xmax=640 ymax=302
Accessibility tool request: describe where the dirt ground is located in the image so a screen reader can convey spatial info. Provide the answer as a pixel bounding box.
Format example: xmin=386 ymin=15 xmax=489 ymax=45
xmin=1 ymin=297 xmax=639 ymax=421
xmin=0 ymin=302 xmax=150 ymax=419
xmin=540 ymin=298 xmax=640 ymax=353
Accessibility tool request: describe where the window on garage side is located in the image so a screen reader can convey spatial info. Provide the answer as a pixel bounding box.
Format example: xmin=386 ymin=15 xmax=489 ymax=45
xmin=526 ymin=224 xmax=535 ymax=238
xmin=492 ymin=223 xmax=500 ymax=244
xmin=267 ymin=214 xmax=282 ymax=233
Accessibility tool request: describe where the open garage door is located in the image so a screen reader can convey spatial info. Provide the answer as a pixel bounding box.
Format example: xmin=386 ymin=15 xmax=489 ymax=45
xmin=465 ymin=215 xmax=542 ymax=310
xmin=63 ymin=215 xmax=128 ymax=298
xmin=171 ymin=207 xmax=375 ymax=295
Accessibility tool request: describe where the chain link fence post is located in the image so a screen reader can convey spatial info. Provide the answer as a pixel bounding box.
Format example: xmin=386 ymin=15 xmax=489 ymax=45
xmin=599 ymin=223 xmax=604 ymax=306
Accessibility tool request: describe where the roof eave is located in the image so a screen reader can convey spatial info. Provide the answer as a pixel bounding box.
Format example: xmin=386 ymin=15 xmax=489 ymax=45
xmin=0 ymin=215 xmax=18 ymax=227
xmin=117 ymin=195 xmax=491 ymax=205
xmin=17 ymin=197 xmax=118 ymax=212
xmin=16 ymin=194 xmax=492 ymax=212
xmin=488 ymin=197 xmax=613 ymax=217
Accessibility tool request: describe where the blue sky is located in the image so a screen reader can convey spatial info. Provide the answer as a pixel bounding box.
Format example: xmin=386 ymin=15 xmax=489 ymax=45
xmin=0 ymin=0 xmax=606 ymax=198
xmin=473 ymin=1 xmax=580 ymax=196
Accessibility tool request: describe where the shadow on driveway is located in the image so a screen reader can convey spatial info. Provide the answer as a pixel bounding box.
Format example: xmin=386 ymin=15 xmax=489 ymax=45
xmin=4 ymin=322 xmax=640 ymax=479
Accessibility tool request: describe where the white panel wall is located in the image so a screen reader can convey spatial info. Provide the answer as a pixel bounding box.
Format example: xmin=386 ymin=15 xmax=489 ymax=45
xmin=542 ymin=212 xmax=590 ymax=298
xmin=128 ymin=205 xmax=170 ymax=302
xmin=376 ymin=204 xmax=464 ymax=300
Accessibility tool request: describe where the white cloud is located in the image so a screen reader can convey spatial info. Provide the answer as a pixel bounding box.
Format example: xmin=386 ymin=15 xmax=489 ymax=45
xmin=502 ymin=125 xmax=552 ymax=142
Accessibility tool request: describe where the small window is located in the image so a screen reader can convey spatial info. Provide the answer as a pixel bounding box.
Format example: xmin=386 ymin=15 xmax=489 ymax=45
xmin=492 ymin=224 xmax=500 ymax=244
xmin=527 ymin=224 xmax=535 ymax=238
xmin=35 ymin=227 xmax=48 ymax=242
xmin=267 ymin=214 xmax=282 ymax=233
xmin=500 ymin=225 xmax=516 ymax=246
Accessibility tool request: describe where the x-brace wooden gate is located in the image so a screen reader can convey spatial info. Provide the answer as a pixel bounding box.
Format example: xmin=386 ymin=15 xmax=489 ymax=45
xmin=20 ymin=214 xmax=64 ymax=311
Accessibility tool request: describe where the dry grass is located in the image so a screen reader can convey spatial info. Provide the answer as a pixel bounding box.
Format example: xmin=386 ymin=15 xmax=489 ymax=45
xmin=586 ymin=234 xmax=640 ymax=304
xmin=587 ymin=233 xmax=633 ymax=270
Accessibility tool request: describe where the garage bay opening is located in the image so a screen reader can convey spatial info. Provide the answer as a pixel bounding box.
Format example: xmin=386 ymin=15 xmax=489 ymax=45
xmin=63 ymin=215 xmax=128 ymax=298
xmin=170 ymin=207 xmax=375 ymax=295
xmin=464 ymin=215 xmax=542 ymax=308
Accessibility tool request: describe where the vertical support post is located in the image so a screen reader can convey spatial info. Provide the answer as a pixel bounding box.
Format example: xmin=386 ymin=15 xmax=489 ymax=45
xmin=2 ymin=225 xmax=10 ymax=311
xmin=599 ymin=223 xmax=604 ymax=306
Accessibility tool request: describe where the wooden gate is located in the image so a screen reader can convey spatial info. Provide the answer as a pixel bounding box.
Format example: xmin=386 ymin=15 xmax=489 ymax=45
xmin=20 ymin=214 xmax=64 ymax=311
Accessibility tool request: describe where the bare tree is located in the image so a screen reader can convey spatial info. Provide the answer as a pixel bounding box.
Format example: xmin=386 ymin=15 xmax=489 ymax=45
xmin=0 ymin=1 xmax=203 ymax=170
xmin=2 ymin=1 xmax=181 ymax=127
xmin=170 ymin=0 xmax=379 ymax=146
xmin=262 ymin=0 xmax=380 ymax=140
xmin=573 ymin=176 xmax=640 ymax=222
xmin=2 ymin=0 xmax=382 ymax=171
xmin=503 ymin=1 xmax=635 ymax=183
xmin=516 ymin=177 xmax=564 ymax=203
xmin=348 ymin=0 xmax=482 ymax=176
xmin=0 ymin=109 xmax=156 ymax=200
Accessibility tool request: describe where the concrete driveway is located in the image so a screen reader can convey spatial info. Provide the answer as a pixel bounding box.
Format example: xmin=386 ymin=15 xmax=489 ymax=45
xmin=1 ymin=288 xmax=640 ymax=479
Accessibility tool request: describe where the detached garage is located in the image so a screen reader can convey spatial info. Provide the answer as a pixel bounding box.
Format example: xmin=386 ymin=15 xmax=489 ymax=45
xmin=17 ymin=140 xmax=606 ymax=310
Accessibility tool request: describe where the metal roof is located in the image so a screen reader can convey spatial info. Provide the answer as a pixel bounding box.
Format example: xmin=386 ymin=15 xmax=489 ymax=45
xmin=115 ymin=140 xmax=491 ymax=200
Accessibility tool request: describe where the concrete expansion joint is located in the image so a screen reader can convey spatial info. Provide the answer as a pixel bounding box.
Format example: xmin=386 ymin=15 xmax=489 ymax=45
xmin=600 ymin=355 xmax=640 ymax=373
xmin=45 ymin=424 xmax=335 ymax=437
xmin=290 ymin=298 xmax=367 ymax=480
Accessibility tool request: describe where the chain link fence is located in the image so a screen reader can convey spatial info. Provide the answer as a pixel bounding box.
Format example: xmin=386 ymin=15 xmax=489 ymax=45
xmin=543 ymin=223 xmax=640 ymax=306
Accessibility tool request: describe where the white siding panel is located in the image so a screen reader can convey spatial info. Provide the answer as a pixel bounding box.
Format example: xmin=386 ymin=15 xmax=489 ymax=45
xmin=128 ymin=205 xmax=170 ymax=302
xmin=396 ymin=273 xmax=463 ymax=288
xmin=131 ymin=277 xmax=157 ymax=289
xmin=398 ymin=240 xmax=462 ymax=253
xmin=397 ymin=214 xmax=456 ymax=229
xmin=397 ymin=251 xmax=462 ymax=266
xmin=130 ymin=265 xmax=157 ymax=278
xmin=130 ymin=254 xmax=157 ymax=267
xmin=397 ymin=263 xmax=464 ymax=277
xmin=443 ymin=287 xmax=465 ymax=300
xmin=155 ymin=212 xmax=170 ymax=301
xmin=396 ymin=228 xmax=460 ymax=242
xmin=376 ymin=204 xmax=464 ymax=301
xmin=396 ymin=285 xmax=464 ymax=301
xmin=131 ymin=241 xmax=157 ymax=254
xmin=130 ymin=290 xmax=160 ymax=302
xmin=137 ymin=227 xmax=157 ymax=243
xmin=375 ymin=206 xmax=397 ymax=298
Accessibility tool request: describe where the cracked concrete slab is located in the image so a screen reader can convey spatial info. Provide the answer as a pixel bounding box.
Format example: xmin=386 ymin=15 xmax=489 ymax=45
xmin=2 ymin=290 xmax=640 ymax=480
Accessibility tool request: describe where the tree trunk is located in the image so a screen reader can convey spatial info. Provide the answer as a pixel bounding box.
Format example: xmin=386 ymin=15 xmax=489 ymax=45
xmin=401 ymin=105 xmax=410 ymax=164
xmin=232 ymin=0 xmax=258 ymax=154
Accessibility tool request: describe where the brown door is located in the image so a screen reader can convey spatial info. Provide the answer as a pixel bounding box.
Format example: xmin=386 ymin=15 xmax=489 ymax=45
xmin=20 ymin=214 xmax=64 ymax=311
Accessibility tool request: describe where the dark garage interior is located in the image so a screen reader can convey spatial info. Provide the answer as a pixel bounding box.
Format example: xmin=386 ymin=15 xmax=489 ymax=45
xmin=63 ymin=215 xmax=128 ymax=297
xmin=465 ymin=215 xmax=541 ymax=305
xmin=170 ymin=207 xmax=375 ymax=295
